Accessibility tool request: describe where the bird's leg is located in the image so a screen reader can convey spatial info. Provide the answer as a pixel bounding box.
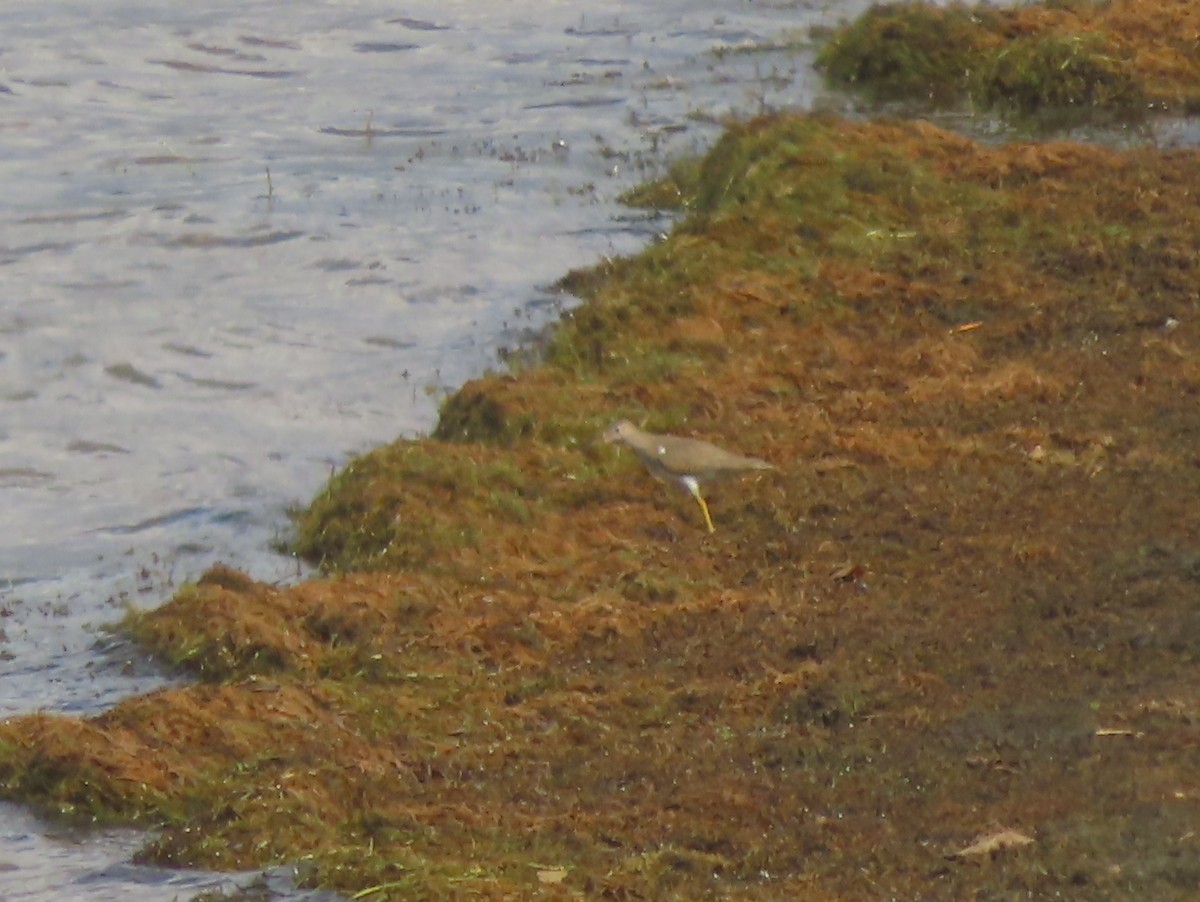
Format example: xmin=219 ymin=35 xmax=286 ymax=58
xmin=696 ymin=494 xmax=715 ymax=533
xmin=683 ymin=477 xmax=716 ymax=533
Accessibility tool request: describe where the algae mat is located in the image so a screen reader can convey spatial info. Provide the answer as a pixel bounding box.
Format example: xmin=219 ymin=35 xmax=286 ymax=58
xmin=2 ymin=114 xmax=1199 ymax=900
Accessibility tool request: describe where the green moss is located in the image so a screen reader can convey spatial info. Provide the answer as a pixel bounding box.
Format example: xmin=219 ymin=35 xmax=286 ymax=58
xmin=290 ymin=443 xmax=490 ymax=572
xmin=620 ymin=155 xmax=699 ymax=209
xmin=972 ymin=32 xmax=1144 ymax=116
xmin=0 ymin=735 xmax=171 ymax=824
xmin=816 ymin=2 xmax=997 ymax=105
xmin=433 ymin=384 xmax=532 ymax=445
xmin=816 ymin=0 xmax=1165 ymax=122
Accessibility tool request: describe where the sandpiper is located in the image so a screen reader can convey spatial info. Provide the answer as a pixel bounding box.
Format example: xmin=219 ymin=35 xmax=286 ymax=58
xmin=603 ymin=419 xmax=774 ymax=532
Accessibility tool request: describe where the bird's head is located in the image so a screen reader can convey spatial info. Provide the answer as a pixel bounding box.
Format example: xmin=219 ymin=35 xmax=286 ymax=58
xmin=602 ymin=419 xmax=638 ymax=445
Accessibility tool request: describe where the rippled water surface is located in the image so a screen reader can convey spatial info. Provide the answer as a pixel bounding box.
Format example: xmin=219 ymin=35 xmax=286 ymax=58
xmin=0 ymin=0 xmax=869 ymax=896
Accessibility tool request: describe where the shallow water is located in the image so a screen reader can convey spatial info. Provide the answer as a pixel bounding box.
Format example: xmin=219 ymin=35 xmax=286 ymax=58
xmin=0 ymin=801 xmax=343 ymax=901
xmin=0 ymin=0 xmax=877 ymax=895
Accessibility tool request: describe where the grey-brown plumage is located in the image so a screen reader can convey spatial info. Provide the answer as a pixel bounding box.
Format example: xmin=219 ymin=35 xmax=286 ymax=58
xmin=602 ymin=419 xmax=774 ymax=532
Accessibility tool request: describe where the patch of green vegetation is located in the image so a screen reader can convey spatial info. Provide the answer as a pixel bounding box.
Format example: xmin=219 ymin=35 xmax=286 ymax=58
xmin=817 ymin=0 xmax=1163 ymax=121
xmin=620 ymin=154 xmax=698 ymax=209
xmin=816 ymin=2 xmax=999 ymax=105
xmin=0 ymin=733 xmax=172 ymax=825
xmin=125 ymin=598 xmax=292 ymax=682
xmin=433 ymin=384 xmax=531 ymax=445
xmin=290 ymin=442 xmax=505 ymax=573
xmin=971 ymin=32 xmax=1144 ymax=116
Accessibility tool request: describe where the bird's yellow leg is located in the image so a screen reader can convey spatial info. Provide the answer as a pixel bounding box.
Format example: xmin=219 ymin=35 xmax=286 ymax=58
xmin=681 ymin=476 xmax=716 ymax=533
xmin=688 ymin=484 xmax=716 ymax=533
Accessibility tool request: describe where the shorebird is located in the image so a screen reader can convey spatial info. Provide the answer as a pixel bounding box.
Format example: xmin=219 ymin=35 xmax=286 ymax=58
xmin=602 ymin=419 xmax=774 ymax=533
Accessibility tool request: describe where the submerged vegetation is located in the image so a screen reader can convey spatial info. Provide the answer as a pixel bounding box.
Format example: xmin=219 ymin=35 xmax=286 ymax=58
xmin=2 ymin=2 xmax=1200 ymax=899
